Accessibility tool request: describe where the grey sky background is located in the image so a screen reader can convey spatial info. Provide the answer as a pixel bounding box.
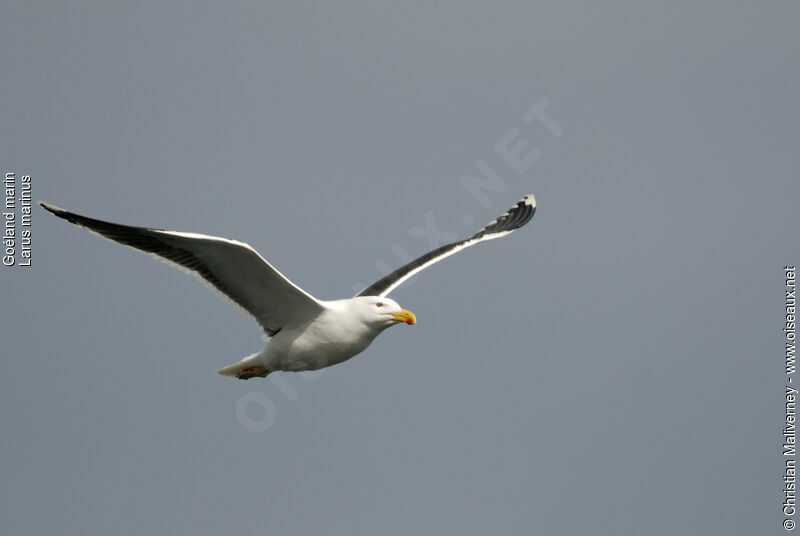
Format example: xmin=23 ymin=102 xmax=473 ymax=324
xmin=1 ymin=2 xmax=797 ymax=534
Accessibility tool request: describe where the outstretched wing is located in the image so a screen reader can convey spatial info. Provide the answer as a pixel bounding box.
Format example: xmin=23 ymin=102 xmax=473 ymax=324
xmin=357 ymin=194 xmax=536 ymax=298
xmin=40 ymin=202 xmax=324 ymax=336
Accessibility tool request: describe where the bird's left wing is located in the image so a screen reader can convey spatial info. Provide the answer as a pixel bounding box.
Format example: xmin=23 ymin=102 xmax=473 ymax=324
xmin=40 ymin=202 xmax=324 ymax=336
xmin=356 ymin=194 xmax=536 ymax=298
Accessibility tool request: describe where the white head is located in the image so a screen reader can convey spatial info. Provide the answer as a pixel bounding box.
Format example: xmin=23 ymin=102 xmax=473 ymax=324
xmin=349 ymin=296 xmax=417 ymax=331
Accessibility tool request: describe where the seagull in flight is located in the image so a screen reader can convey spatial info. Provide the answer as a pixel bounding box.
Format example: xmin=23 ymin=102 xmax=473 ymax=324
xmin=40 ymin=194 xmax=536 ymax=379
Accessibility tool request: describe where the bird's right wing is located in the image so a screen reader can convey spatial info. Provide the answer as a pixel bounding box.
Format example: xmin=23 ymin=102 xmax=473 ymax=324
xmin=356 ymin=194 xmax=536 ymax=298
xmin=40 ymin=202 xmax=324 ymax=336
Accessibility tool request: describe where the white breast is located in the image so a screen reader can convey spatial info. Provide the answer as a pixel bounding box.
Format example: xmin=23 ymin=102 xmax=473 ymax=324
xmin=266 ymin=305 xmax=379 ymax=371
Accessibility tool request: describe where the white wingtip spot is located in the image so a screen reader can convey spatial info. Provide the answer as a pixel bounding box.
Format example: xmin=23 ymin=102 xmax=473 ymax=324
xmin=523 ymin=194 xmax=536 ymax=207
xmin=39 ymin=200 xmax=61 ymax=213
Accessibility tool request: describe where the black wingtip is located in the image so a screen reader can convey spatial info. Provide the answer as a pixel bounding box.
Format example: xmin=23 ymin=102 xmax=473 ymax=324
xmin=39 ymin=201 xmax=62 ymax=215
xmin=39 ymin=201 xmax=83 ymax=226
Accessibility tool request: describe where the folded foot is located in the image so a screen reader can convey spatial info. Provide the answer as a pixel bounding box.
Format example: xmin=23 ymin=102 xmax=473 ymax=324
xmin=235 ymin=365 xmax=270 ymax=380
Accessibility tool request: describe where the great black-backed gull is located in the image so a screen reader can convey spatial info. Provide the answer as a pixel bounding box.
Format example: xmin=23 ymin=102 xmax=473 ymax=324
xmin=39 ymin=194 xmax=535 ymax=379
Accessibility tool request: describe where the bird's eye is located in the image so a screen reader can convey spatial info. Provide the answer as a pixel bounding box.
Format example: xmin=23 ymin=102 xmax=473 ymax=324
xmin=376 ymin=302 xmax=384 ymax=307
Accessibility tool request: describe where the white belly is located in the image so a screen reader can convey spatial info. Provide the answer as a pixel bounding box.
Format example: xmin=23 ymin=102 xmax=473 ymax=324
xmin=264 ymin=310 xmax=379 ymax=372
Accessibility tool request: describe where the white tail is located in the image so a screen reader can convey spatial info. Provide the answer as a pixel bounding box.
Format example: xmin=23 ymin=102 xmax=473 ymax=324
xmin=216 ymin=353 xmax=271 ymax=380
